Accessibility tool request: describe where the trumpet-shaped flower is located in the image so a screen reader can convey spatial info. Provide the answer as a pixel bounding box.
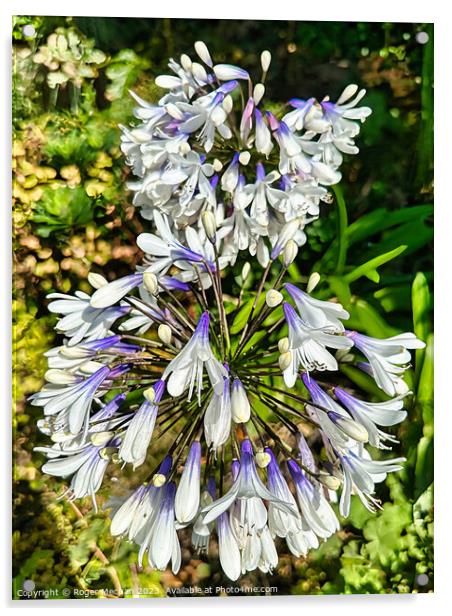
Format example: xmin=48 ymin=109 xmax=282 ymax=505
xmin=162 ymin=312 xmax=227 ymax=402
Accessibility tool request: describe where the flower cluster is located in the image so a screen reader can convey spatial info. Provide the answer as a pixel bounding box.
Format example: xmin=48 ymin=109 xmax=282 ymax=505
xmin=32 ymin=43 xmax=424 ymax=581
xmin=121 ymin=43 xmax=371 ymax=267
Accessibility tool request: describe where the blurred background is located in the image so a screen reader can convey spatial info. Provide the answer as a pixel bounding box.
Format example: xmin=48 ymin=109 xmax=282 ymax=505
xmin=12 ymin=16 xmax=433 ymax=598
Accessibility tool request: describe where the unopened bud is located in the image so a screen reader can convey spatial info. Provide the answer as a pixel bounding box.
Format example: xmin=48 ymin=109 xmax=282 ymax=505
xmin=166 ymin=102 xmax=184 ymax=120
xmin=152 ymin=473 xmax=167 ymax=487
xmin=253 ymin=83 xmax=265 ymax=105
xmin=335 ymin=349 xmax=354 ymax=363
xmin=241 ymin=262 xmax=251 ymax=281
xmin=261 ymin=50 xmax=272 ymax=73
xmin=278 ymin=337 xmax=289 ymax=354
xmin=194 ymin=40 xmax=213 ymax=67
xmin=213 ymin=158 xmax=223 ymax=172
xmin=279 ymin=350 xmax=293 ymax=371
xmin=239 ymin=151 xmax=251 ymax=165
xmin=191 ymin=62 xmax=208 ymax=83
xmin=231 ymin=378 xmax=251 ymax=423
xmin=50 ymin=431 xmax=73 ymax=443
xmin=45 ymin=369 xmax=79 ymax=385
xmin=158 ymin=324 xmax=172 ymax=345
xmin=60 ymin=345 xmax=90 ymax=359
xmin=180 ymin=141 xmax=191 ymax=154
xmin=283 ymin=239 xmax=299 ymax=266
xmin=143 ymin=386 xmax=156 ymax=403
xmin=307 ymin=272 xmax=321 ymax=293
xmin=266 ymin=289 xmax=283 ymax=308
xmin=88 ymin=272 xmax=108 ymax=289
xmin=90 ymin=431 xmax=114 ymax=447
xmin=318 ymin=473 xmax=341 ymax=490
xmin=328 ymin=412 xmax=368 ymax=442
xmin=180 ymin=53 xmax=192 ymax=71
xmin=79 ymin=361 xmax=105 ymax=375
xmin=202 ymin=210 xmax=217 ymax=241
xmin=271 ymin=219 xmax=300 ymax=260
xmin=255 ymin=451 xmax=271 ymax=468
xmin=223 ymin=95 xmax=233 ymax=114
xmin=143 ymin=271 xmax=158 ymax=295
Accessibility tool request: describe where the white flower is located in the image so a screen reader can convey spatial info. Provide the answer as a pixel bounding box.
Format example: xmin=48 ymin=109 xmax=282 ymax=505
xmin=204 ymin=378 xmax=232 ymax=451
xmin=216 ymin=511 xmax=241 ymax=581
xmin=334 ymin=386 xmax=408 ymax=448
xmin=175 ymin=441 xmax=202 ymax=524
xmin=285 ymin=282 xmax=349 ymax=332
xmin=138 ymin=481 xmax=181 ymax=573
xmin=282 ymin=302 xmax=353 ymax=386
xmin=338 ymin=448 xmax=405 ymax=516
xmin=162 ymin=312 xmax=227 ymax=402
xmin=288 ymin=459 xmax=340 ymax=540
xmin=231 ymin=377 xmax=251 ymax=423
xmin=39 ymin=440 xmax=117 ymax=510
xmin=118 ymin=380 xmax=165 ymax=468
xmin=47 ymin=291 xmax=130 ymax=346
xmin=201 ymin=439 xmax=297 ymax=525
xmin=30 ymin=365 xmax=112 ymax=436
xmin=346 ymin=331 xmax=425 ymax=396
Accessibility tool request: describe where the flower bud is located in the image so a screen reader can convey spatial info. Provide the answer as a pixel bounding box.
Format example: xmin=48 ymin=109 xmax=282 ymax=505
xmin=223 ymin=95 xmax=233 ymax=113
xmin=241 ymin=262 xmax=251 ymax=281
xmin=50 ymin=431 xmax=73 ymax=443
xmin=79 ymin=361 xmax=105 ymax=375
xmin=328 ymin=412 xmax=369 ymax=442
xmin=279 ymin=351 xmax=293 ymax=371
xmin=192 ymin=62 xmax=208 ymax=83
xmin=152 ymin=473 xmax=167 ymax=487
xmin=266 ymin=289 xmax=283 ymax=308
xmin=143 ymin=271 xmax=158 ymax=295
xmin=214 ymin=64 xmax=249 ymax=81
xmin=158 ymin=323 xmax=172 ymax=345
xmin=271 ymin=219 xmax=300 ymax=260
xmin=194 ymin=40 xmax=213 ymax=67
xmin=90 ymin=431 xmax=115 ymax=447
xmin=307 ymin=271 xmax=321 ymax=293
xmin=180 ymin=141 xmax=191 ymax=154
xmin=239 ymin=151 xmax=251 ymax=165
xmin=166 ymin=103 xmax=184 ymax=120
xmin=255 ymin=451 xmax=271 ymax=468
xmin=202 ymin=211 xmax=217 ymax=241
xmin=317 ymin=473 xmax=341 ymax=490
xmin=283 ymin=239 xmax=298 ymax=266
xmin=60 ymin=345 xmax=90 ymax=359
xmin=143 ymin=386 xmax=156 ymax=403
xmin=261 ymin=50 xmax=272 ymax=73
xmin=213 ymin=158 xmax=223 ymax=172
xmin=231 ymin=378 xmax=251 ymax=423
xmin=88 ymin=272 xmax=108 ymax=289
xmin=180 ymin=53 xmax=192 ymax=71
xmin=278 ymin=337 xmax=289 ymax=353
xmin=45 ymin=369 xmax=79 ymax=385
xmin=253 ymin=83 xmax=265 ymax=105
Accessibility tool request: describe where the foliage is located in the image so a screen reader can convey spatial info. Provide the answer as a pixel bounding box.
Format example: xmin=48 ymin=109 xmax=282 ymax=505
xmin=12 ymin=16 xmax=433 ymax=599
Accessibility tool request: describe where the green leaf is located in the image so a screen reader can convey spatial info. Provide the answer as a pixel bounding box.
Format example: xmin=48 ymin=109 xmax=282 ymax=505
xmin=345 ymin=298 xmax=399 ymax=338
xmin=344 ymin=245 xmax=407 ymax=284
xmin=412 ymin=273 xmax=432 ymax=381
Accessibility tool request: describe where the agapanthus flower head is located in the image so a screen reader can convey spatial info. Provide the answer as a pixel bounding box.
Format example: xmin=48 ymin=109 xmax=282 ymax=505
xmin=31 ymin=42 xmax=425 ymax=582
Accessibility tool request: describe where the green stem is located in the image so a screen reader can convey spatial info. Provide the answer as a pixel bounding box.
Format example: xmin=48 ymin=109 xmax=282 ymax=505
xmin=334 ymin=184 xmax=348 ymax=275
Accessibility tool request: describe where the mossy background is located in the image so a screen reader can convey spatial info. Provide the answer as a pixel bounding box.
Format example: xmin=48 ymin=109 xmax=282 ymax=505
xmin=12 ymin=16 xmax=433 ymax=599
